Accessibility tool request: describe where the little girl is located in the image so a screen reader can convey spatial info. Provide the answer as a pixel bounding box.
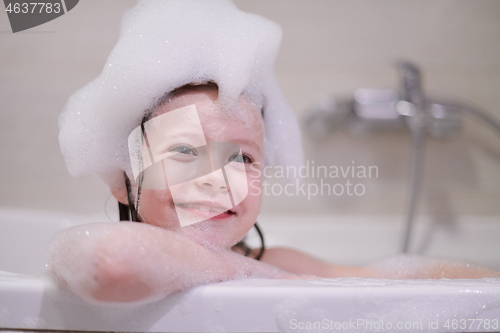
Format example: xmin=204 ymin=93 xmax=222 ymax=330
xmin=48 ymin=0 xmax=499 ymax=305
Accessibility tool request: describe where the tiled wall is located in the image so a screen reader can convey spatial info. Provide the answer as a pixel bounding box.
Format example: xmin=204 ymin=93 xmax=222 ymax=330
xmin=1 ymin=1 xmax=499 ymax=218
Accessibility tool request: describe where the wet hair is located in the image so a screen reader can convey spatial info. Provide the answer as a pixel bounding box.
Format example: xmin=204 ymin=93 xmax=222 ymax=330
xmin=119 ymin=82 xmax=265 ymax=260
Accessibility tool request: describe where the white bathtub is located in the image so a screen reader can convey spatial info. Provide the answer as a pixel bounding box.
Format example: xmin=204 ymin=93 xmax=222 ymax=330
xmin=1 ymin=207 xmax=500 ymax=332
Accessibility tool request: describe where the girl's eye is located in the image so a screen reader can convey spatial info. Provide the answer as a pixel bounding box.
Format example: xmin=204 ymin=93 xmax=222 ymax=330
xmin=229 ymin=153 xmax=254 ymax=164
xmin=169 ymin=145 xmax=197 ymax=156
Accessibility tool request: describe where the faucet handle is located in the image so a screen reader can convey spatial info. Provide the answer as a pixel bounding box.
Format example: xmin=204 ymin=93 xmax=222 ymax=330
xmin=396 ymin=61 xmax=424 ymax=108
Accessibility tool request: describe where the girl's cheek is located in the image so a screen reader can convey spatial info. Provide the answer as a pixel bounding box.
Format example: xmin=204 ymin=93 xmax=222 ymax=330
xmin=245 ymin=172 xmax=261 ymax=197
xmin=146 ymin=189 xmax=173 ymax=203
xmin=245 ymin=165 xmax=262 ymax=197
xmin=139 ymin=189 xmax=173 ymax=218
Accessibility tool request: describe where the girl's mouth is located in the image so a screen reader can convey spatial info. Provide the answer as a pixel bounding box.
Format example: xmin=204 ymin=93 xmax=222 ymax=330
xmin=175 ymin=202 xmax=236 ymax=220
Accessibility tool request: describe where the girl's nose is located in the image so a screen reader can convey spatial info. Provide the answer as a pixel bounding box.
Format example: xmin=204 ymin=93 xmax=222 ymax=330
xmin=194 ymin=169 xmax=229 ymax=194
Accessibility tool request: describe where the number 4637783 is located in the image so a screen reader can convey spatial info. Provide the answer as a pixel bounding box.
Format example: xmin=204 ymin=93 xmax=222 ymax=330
xmin=444 ymin=318 xmax=499 ymax=331
xmin=5 ymin=2 xmax=62 ymax=14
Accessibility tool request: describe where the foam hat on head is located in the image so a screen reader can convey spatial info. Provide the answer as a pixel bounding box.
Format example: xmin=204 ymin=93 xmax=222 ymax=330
xmin=58 ymin=0 xmax=303 ymax=191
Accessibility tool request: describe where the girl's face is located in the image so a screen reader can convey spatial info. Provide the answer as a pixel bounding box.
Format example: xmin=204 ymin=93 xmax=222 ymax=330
xmin=135 ymin=88 xmax=264 ymax=249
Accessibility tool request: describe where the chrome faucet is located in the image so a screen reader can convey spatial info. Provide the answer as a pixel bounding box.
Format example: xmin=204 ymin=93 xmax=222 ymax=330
xmin=303 ymin=60 xmax=500 ymax=253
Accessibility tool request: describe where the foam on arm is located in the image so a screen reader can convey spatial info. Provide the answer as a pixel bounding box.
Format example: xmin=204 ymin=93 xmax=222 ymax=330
xmin=46 ymin=222 xmax=290 ymax=305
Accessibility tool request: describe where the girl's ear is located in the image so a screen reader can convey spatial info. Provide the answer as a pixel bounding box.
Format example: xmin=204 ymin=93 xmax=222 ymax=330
xmin=111 ymin=185 xmax=128 ymax=205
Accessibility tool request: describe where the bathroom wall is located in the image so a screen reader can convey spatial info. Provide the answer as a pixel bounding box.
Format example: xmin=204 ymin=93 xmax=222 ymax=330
xmin=1 ymin=0 xmax=499 ymax=220
xmin=234 ymin=0 xmax=500 ymax=218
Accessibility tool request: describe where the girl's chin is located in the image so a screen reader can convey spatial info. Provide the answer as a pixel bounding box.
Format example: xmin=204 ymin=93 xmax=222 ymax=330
xmin=181 ymin=219 xmax=242 ymax=249
xmin=183 ymin=229 xmax=229 ymax=249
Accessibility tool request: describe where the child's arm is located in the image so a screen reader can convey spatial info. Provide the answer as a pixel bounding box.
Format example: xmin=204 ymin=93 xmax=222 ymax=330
xmin=46 ymin=222 xmax=292 ymax=304
xmin=260 ymin=247 xmax=371 ymax=278
xmin=260 ymin=247 xmax=500 ymax=279
xmin=365 ymin=254 xmax=500 ymax=279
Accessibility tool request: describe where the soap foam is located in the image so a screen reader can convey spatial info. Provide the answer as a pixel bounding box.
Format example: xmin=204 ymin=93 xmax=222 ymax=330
xmin=58 ymin=0 xmax=302 ymax=190
xmin=46 ymin=221 xmax=293 ymax=307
